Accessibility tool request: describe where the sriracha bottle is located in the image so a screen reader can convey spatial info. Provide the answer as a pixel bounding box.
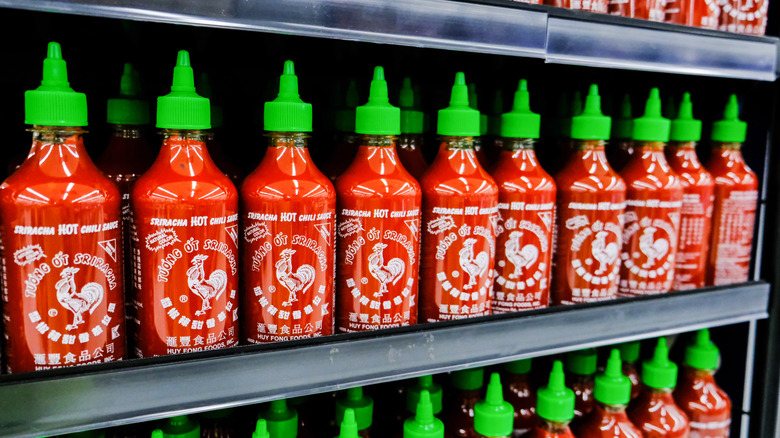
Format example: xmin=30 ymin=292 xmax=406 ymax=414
xmin=606 ymin=95 xmax=633 ymax=173
xmin=322 ymin=81 xmax=361 ymax=182
xmin=131 ymin=51 xmax=239 ymax=357
xmin=491 ymin=80 xmax=555 ymax=313
xmin=565 ymin=348 xmax=597 ymax=423
xmin=551 ymin=85 xmax=626 ymax=305
xmin=616 ymin=341 xmax=641 ymax=400
xmin=665 ymin=93 xmax=714 ymax=291
xmin=444 ymin=368 xmax=484 ymax=438
xmin=468 ymin=83 xmax=491 ymax=170
xmin=261 ymin=399 xmax=299 ymax=438
xmin=398 ymin=78 xmax=428 ymax=181
xmin=530 ymin=361 xmax=575 ymax=438
xmin=405 ymin=390 xmax=445 ymax=438
xmin=336 ymin=387 xmax=374 ymax=438
xmin=502 ymin=359 xmax=536 ymax=438
xmin=407 ymin=375 xmax=444 ymax=418
xmin=0 ymin=42 xmax=126 ymax=372
xmin=474 ymin=373 xmax=515 ymax=438
xmin=241 ymin=61 xmax=335 ymax=343
xmin=420 ymin=73 xmax=499 ymax=322
xmin=198 ymin=73 xmax=244 ymax=186
xmin=618 ymin=88 xmax=683 ymax=297
xmin=335 ymin=67 xmax=421 ymax=332
xmin=705 ymin=95 xmax=759 ymax=286
xmin=674 ymin=329 xmax=731 ymax=437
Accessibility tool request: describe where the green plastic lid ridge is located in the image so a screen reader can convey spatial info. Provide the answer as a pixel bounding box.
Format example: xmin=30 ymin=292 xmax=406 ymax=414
xmin=570 ymin=85 xmax=611 ymax=140
xmin=404 ymin=390 xmax=445 ymax=438
xmin=264 ymin=60 xmax=313 ymax=132
xmin=161 ymin=415 xmax=200 ymax=438
xmin=474 ymin=373 xmax=515 ymax=438
xmin=25 ymin=42 xmax=88 ymax=127
xmin=632 ymin=88 xmax=671 ymax=142
xmin=670 ymin=92 xmax=702 ymax=142
xmin=711 ymin=94 xmax=747 ymax=143
xmin=503 ymin=358 xmax=532 ymax=374
xmin=501 ymin=79 xmax=540 ymax=139
xmin=107 ymin=63 xmax=150 ymax=125
xmin=612 ymin=94 xmax=632 ymax=140
xmin=253 ymin=419 xmax=271 ymax=438
xmin=437 ymin=73 xmax=480 ymax=136
xmin=451 ymin=367 xmax=484 ymax=390
xmin=642 ymin=338 xmax=678 ymax=389
xmin=336 ymin=387 xmax=374 ymax=430
xmin=156 ymin=50 xmax=210 ymax=129
xmin=685 ymin=329 xmax=720 ymax=371
xmin=537 ymin=361 xmax=575 ymax=423
xmin=400 ymin=77 xmax=424 ymax=134
xmin=407 ymin=375 xmax=443 ymax=415
xmin=617 ymin=341 xmax=641 ymax=363
xmin=356 ymin=66 xmax=400 ymax=135
xmin=594 ymin=349 xmax=632 ymax=406
xmin=565 ymin=348 xmax=597 ymax=376
xmin=262 ymin=399 xmax=298 ymax=438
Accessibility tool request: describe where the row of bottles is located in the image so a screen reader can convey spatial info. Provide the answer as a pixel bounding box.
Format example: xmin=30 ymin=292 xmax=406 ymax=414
xmin=1 ymin=42 xmax=757 ymax=373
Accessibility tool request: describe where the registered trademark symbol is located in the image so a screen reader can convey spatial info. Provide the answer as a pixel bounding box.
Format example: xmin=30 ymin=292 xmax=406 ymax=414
xmin=48 ymin=308 xmax=58 ymax=317
xmin=179 ymin=295 xmax=188 ymax=303
xmin=361 ymin=277 xmax=369 ymax=284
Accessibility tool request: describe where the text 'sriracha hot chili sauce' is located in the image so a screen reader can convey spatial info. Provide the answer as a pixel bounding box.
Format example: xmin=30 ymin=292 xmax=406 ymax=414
xmin=0 ymin=42 xmax=126 ymax=372
xmin=242 ymin=61 xmax=336 ymax=344
xmin=501 ymin=359 xmax=536 ymax=438
xmin=618 ymin=88 xmax=683 ymax=297
xmin=491 ymin=80 xmax=555 ymax=313
xmin=665 ymin=93 xmax=714 ymax=291
xmin=398 ymin=78 xmax=429 ymax=181
xmin=335 ymin=67 xmax=421 ymax=332
xmin=323 ymin=81 xmax=361 ymax=182
xmin=468 ymin=84 xmax=492 ymax=170
xmin=405 ymin=390 xmax=445 ymax=438
xmin=607 ymin=95 xmax=634 ymax=173
xmin=551 ymin=85 xmax=626 ymax=306
xmin=131 ymin=51 xmax=239 ymax=357
xmin=706 ymin=95 xmax=758 ymax=286
xmin=530 ymin=362 xmax=576 ymax=438
xmin=674 ymin=330 xmax=732 ymax=437
xmin=474 ymin=374 xmax=515 ymax=438
xmin=420 ymin=73 xmax=499 ymax=322
xmin=198 ymin=73 xmax=244 ymax=186
xmin=719 ymin=0 xmax=768 ymax=35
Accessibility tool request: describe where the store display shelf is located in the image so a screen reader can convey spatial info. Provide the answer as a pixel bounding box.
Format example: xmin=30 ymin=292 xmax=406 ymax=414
xmin=0 ymin=281 xmax=769 ymax=437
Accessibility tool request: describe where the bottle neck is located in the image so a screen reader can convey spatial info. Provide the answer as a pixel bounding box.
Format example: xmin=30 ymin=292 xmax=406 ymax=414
xmin=26 ymin=126 xmax=92 ymax=177
xmin=647 ymin=386 xmax=675 ymax=396
xmin=668 ymin=140 xmax=697 ymax=150
xmin=440 ymin=135 xmax=476 ymax=151
xmin=684 ymin=365 xmax=717 ymax=378
xmin=503 ymin=138 xmax=536 ymax=151
xmin=710 ymin=141 xmax=746 ymax=162
xmin=712 ymin=141 xmax=743 ymax=151
xmin=266 ymin=132 xmax=310 ymax=149
xmin=110 ymin=124 xmax=145 ymax=139
xmin=259 ymin=132 xmax=315 ymax=177
xmin=155 ymin=129 xmax=217 ymax=177
xmin=632 ymin=140 xmax=666 ymax=150
xmin=597 ymin=402 xmax=628 ymax=414
xmin=540 ymin=420 xmax=571 ymax=434
xmin=572 ymin=139 xmax=606 ymax=152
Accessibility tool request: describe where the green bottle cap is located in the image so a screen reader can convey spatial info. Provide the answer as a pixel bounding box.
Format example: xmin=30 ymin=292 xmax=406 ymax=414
xmin=670 ymin=93 xmax=702 ymax=142
xmin=501 ymin=79 xmax=540 ymax=139
xmin=336 ymin=409 xmax=360 ymax=438
xmin=404 ymin=390 xmax=445 ymax=438
xmin=107 ymin=63 xmax=150 ymax=125
xmin=336 ymin=80 xmax=359 ymax=133
xmin=355 ymin=66 xmax=400 ymax=135
xmin=537 ymin=361 xmax=575 ymax=423
xmin=196 ymin=72 xmax=223 ymax=129
xmin=25 ymin=42 xmax=88 ymax=127
xmin=157 ymin=50 xmax=210 ymax=130
xmin=161 ymin=415 xmax=200 ymax=438
xmin=253 ymin=419 xmax=271 ymax=438
xmin=407 ymin=375 xmax=443 ymax=415
xmin=612 ymin=94 xmax=633 ymax=140
xmin=617 ymin=341 xmax=641 ymax=363
xmin=685 ymin=329 xmax=720 ymax=371
xmin=565 ymin=348 xmax=597 ymax=376
xmin=438 ymin=73 xmax=480 ymax=136
xmin=468 ymin=84 xmax=488 ymax=136
xmin=335 ymin=387 xmax=374 ymax=430
xmin=152 ymin=430 xmax=164 ymax=438
xmin=264 ymin=60 xmax=312 ymax=132
xmin=642 ymin=338 xmax=678 ymax=389
xmin=594 ymin=350 xmax=632 ymax=406
xmin=570 ymin=85 xmax=611 ymax=141
xmin=262 ymin=399 xmax=298 ymax=438
xmin=451 ymin=367 xmax=484 ymax=390
xmin=488 ymin=89 xmax=504 ymax=136
xmin=711 ymin=94 xmax=747 ymax=143
xmin=400 ymin=77 xmax=424 ymax=135
xmin=474 ymin=373 xmax=515 ymax=438
xmin=502 ymin=358 xmax=532 ymax=375
xmin=632 ymin=88 xmax=670 ymax=142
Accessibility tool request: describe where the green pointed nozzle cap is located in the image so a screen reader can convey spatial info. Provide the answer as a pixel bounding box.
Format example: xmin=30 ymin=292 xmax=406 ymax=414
xmin=570 ymin=85 xmax=611 ymax=140
xmin=474 ymin=373 xmax=515 ymax=438
xmin=501 ymin=79 xmax=540 ymax=139
xmin=451 ymin=367 xmax=484 ymax=390
xmin=503 ymin=358 xmax=532 ymax=375
xmin=107 ymin=63 xmax=150 ymax=125
xmin=670 ymin=93 xmax=702 ymax=142
xmin=25 ymin=42 xmax=88 ymax=127
xmin=642 ymin=338 xmax=678 ymax=389
xmin=565 ymin=348 xmax=597 ymax=376
xmin=253 ymin=419 xmax=271 ymax=438
xmin=407 ymin=375 xmax=443 ymax=415
xmin=712 ymin=94 xmax=747 ymax=143
xmin=262 ymin=399 xmax=298 ymax=438
xmin=336 ymin=80 xmax=359 ymax=132
xmin=152 ymin=430 xmax=164 ymax=438
xmin=400 ymin=77 xmax=424 ymax=134
xmin=157 ymin=50 xmax=210 ymax=129
xmin=632 ymin=88 xmax=670 ymax=142
xmin=594 ymin=350 xmax=632 ymax=406
xmin=337 ymin=409 xmax=360 ymax=438
xmin=356 ymin=67 xmax=400 ymax=135
xmin=685 ymin=329 xmax=720 ymax=371
xmin=612 ymin=94 xmax=633 ymax=140
xmin=264 ymin=60 xmax=313 ymax=132
xmin=617 ymin=340 xmax=641 ymax=363
xmin=537 ymin=361 xmax=575 ymax=423
xmin=336 ymin=387 xmax=374 ymax=430
xmin=161 ymin=415 xmax=200 ymax=438
xmin=438 ymin=73 xmax=480 ymax=136
xmin=404 ymin=390 xmax=445 ymax=438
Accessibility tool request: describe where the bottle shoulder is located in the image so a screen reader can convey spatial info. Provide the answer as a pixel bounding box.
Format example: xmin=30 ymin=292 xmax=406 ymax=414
xmin=132 ymin=170 xmax=238 ymax=204
xmin=241 ymin=171 xmax=336 ymax=203
xmin=0 ymin=164 xmax=120 ymax=207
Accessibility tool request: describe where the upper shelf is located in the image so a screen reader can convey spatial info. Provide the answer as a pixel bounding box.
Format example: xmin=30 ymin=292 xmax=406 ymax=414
xmin=0 ymin=281 xmax=769 ymax=438
xmin=0 ymin=0 xmax=777 ymax=80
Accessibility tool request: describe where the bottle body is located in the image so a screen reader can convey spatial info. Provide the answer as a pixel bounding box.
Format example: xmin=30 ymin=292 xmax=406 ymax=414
xmin=131 ymin=131 xmax=239 ymax=356
xmin=574 ymin=404 xmax=642 ymax=438
xmin=503 ymin=372 xmax=536 ymax=437
xmin=551 ymin=140 xmax=627 ymax=305
xmin=491 ymin=141 xmax=556 ymax=312
xmin=674 ymin=367 xmax=731 ymax=438
xmin=205 ymin=132 xmax=244 ymax=186
xmin=568 ymin=374 xmax=595 ymax=422
xmin=705 ymin=142 xmax=758 ymax=286
xmin=529 ymin=421 xmax=575 ymax=438
xmin=241 ymin=134 xmax=336 ymax=343
xmin=335 ymin=136 xmax=421 ymax=332
xmin=606 ymin=139 xmax=634 ymax=173
xmin=628 ymin=388 xmax=690 ymax=437
xmin=444 ymin=388 xmax=481 ymax=438
xmin=635 ymin=0 xmax=667 ymax=20
xmin=0 ymin=128 xmax=126 ymax=372
xmin=397 ymin=133 xmax=428 ymax=181
xmin=718 ymin=0 xmax=767 ymax=35
xmin=420 ymin=137 xmax=499 ymax=322
xmin=323 ymin=132 xmax=360 ymax=182
xmin=623 ymin=361 xmax=641 ymax=400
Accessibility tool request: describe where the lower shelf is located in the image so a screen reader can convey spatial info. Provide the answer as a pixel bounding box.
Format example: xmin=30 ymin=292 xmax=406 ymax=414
xmin=0 ymin=281 xmax=769 ymax=437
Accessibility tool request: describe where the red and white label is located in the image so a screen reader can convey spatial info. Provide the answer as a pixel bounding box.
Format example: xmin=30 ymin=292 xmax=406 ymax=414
xmin=709 ymin=189 xmax=757 ymax=285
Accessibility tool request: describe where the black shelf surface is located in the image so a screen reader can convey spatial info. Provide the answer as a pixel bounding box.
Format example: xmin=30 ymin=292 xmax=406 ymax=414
xmin=0 ymin=0 xmax=777 ymax=80
xmin=0 ymin=281 xmax=769 ymax=437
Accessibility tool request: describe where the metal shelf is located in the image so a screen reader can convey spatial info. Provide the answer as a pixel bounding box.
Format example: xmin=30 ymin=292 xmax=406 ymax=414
xmin=0 ymin=281 xmax=769 ymax=438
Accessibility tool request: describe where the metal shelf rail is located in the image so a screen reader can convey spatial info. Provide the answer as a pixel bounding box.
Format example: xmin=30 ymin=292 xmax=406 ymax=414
xmin=0 ymin=282 xmax=769 ymax=438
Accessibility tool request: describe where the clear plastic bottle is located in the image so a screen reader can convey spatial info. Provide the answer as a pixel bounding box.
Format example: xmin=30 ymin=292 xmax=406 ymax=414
xmin=501 ymin=359 xmax=536 ymax=437
xmin=529 ymin=361 xmax=576 ymax=438
xmin=444 ymin=368 xmax=484 ymax=438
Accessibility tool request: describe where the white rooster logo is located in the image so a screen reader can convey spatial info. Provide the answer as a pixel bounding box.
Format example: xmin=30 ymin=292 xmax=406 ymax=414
xmin=368 ymin=243 xmax=405 ymax=298
xmin=505 ymin=231 xmax=539 ymax=280
xmin=591 ymin=231 xmax=619 ymax=275
xmin=459 ymin=238 xmax=489 ymax=290
xmin=275 ymin=249 xmax=316 ymax=307
xmin=55 ymin=267 xmax=104 ymax=331
xmin=187 ymin=255 xmax=228 ymax=316
xmin=639 ymin=227 xmax=669 ymax=268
